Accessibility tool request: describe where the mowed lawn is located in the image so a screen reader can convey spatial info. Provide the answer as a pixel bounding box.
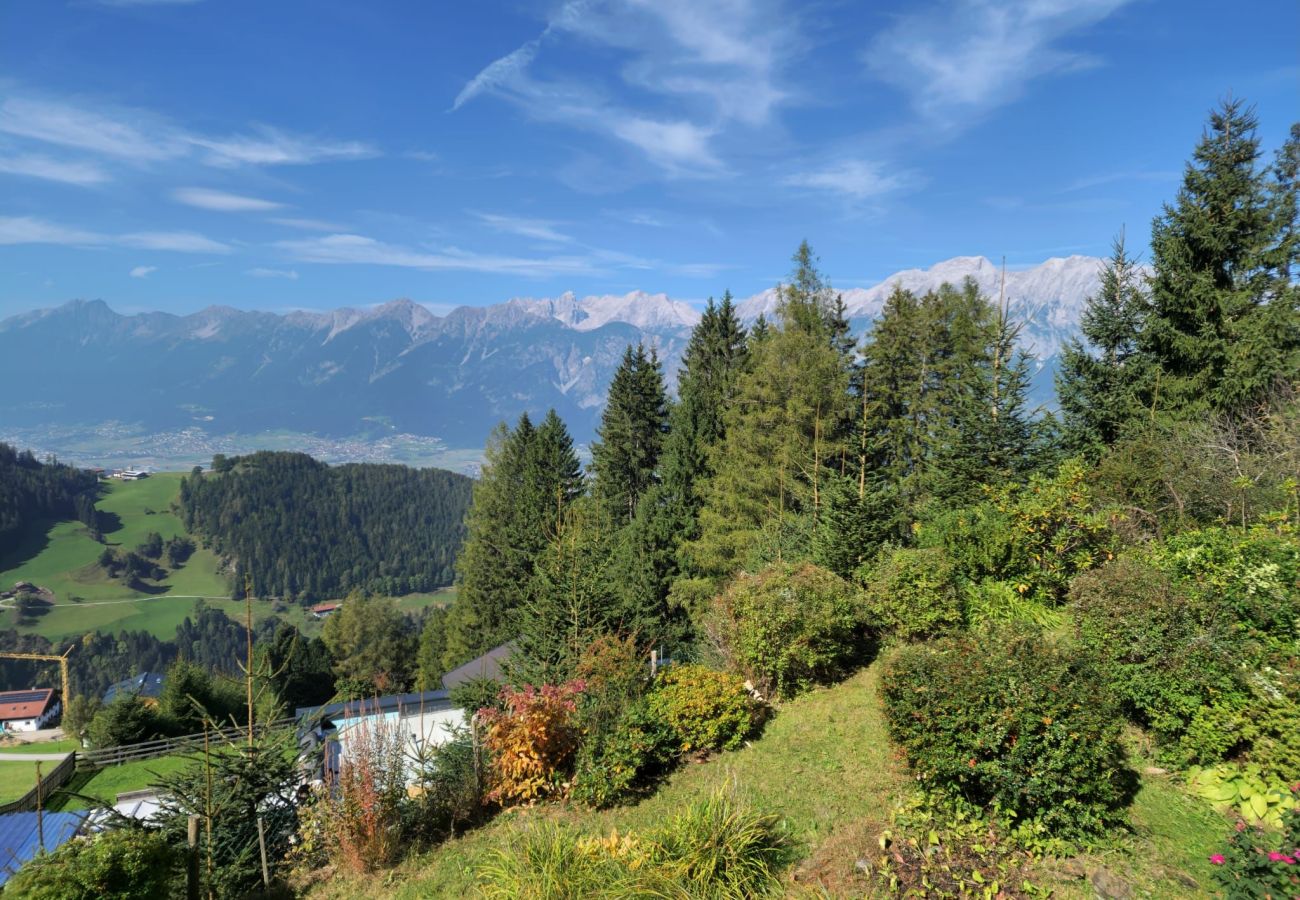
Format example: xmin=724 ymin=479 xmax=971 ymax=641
xmin=50 ymin=755 xmax=190 ymax=811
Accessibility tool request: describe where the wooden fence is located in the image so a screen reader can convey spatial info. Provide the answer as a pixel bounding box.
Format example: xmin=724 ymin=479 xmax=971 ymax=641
xmin=0 ymin=752 xmax=78 ymax=815
xmin=76 ymin=716 xmax=300 ymax=770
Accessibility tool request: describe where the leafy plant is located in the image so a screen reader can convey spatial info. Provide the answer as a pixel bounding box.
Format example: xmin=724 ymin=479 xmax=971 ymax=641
xmin=708 ymin=562 xmax=869 ymax=699
xmin=479 ymin=680 xmax=585 ymax=805
xmin=319 ymin=712 xmax=409 ymax=873
xmin=4 ymin=827 xmax=181 ymax=899
xmin=881 ymin=627 xmax=1135 ymax=842
xmin=858 ymin=547 xmax=962 ymax=641
xmin=1187 ymin=764 xmax=1295 ymax=829
xmin=1209 ymin=786 xmax=1300 ymax=898
xmin=648 ymin=664 xmax=758 ymax=754
xmin=571 ymin=699 xmax=679 ymax=808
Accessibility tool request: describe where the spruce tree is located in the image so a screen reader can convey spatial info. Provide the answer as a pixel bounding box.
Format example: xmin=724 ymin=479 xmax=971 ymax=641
xmin=590 ymin=344 xmax=669 ymax=524
xmin=1143 ymin=99 xmax=1300 ymax=417
xmin=1057 ymin=234 xmax=1150 ymax=453
xmin=442 ymin=411 xmax=583 ymax=669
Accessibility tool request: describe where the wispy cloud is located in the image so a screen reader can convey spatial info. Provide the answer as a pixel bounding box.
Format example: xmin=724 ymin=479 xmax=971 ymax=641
xmin=173 ymin=187 xmax=285 ymax=212
xmin=246 ymin=267 xmax=299 ymax=279
xmin=0 ymin=153 xmax=110 ymax=186
xmin=0 ymin=94 xmax=376 ymax=169
xmin=866 ymin=0 xmax=1132 ymax=124
xmin=0 ymin=215 xmax=230 ymax=253
xmin=475 ymin=212 xmax=572 ymax=243
xmin=1059 ymin=169 xmax=1179 ymax=193
xmin=129 ymin=265 xmax=157 ymax=278
xmin=276 ymin=233 xmax=598 ymax=277
xmin=268 ymin=216 xmax=346 ymax=231
xmin=784 ymin=159 xmax=911 ymax=201
xmin=451 ymin=0 xmax=793 ymax=175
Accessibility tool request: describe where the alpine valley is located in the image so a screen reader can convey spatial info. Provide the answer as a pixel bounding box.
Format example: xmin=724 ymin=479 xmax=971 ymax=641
xmin=0 ymin=254 xmax=1106 ymax=465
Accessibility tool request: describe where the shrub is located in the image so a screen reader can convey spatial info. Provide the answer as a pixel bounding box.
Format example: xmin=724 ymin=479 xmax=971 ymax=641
xmin=571 ymin=699 xmax=678 ymax=808
xmin=1210 ymin=787 xmax=1300 ymax=899
xmin=918 ymin=460 xmax=1118 ymax=604
xmin=479 ymin=790 xmax=787 ymax=899
xmin=1152 ymin=525 xmax=1300 ymax=654
xmin=87 ymin=695 xmax=160 ymax=748
xmin=648 ymin=665 xmax=757 ymax=755
xmin=573 ymin=633 xmax=649 ymax=734
xmin=1070 ymin=556 xmax=1248 ymax=761
xmin=881 ymin=628 xmax=1135 ymax=842
xmin=408 ymin=724 xmax=483 ymax=839
xmin=479 ymin=680 xmax=584 ymax=805
xmin=858 ymin=547 xmax=962 ymax=641
xmin=448 ymin=675 xmax=504 ymax=715
xmin=1186 ymin=763 xmax=1295 ymax=829
xmin=4 ymin=828 xmax=181 ymax=899
xmin=708 ymin=563 xmax=869 ymax=699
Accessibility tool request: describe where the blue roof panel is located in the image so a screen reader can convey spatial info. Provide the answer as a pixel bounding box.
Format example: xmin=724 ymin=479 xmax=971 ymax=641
xmin=0 ymin=810 xmax=89 ymax=886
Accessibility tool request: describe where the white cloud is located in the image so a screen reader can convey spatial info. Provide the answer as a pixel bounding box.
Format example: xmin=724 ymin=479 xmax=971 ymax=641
xmin=268 ymin=216 xmax=346 ymax=231
xmin=866 ymin=0 xmax=1133 ymax=122
xmin=276 ymin=233 xmax=598 ymax=278
xmin=0 ymin=153 xmax=110 ymax=186
xmin=0 ymin=215 xmax=230 ymax=253
xmin=451 ymin=0 xmax=792 ymax=175
xmin=0 ymin=94 xmax=375 ymax=169
xmin=130 ymin=265 xmax=157 ymax=278
xmin=173 ymin=187 xmax=284 ymax=212
xmin=188 ymin=128 xmax=376 ymax=167
xmin=475 ymin=212 xmax=572 ymax=243
xmin=246 ymin=267 xmax=299 ymax=279
xmin=784 ymin=159 xmax=909 ymax=200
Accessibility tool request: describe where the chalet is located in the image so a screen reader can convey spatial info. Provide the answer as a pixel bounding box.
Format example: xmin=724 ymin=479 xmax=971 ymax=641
xmin=103 ymin=672 xmax=166 ymax=706
xmin=0 ymin=690 xmax=61 ymax=733
xmin=310 ymin=602 xmax=341 ymax=619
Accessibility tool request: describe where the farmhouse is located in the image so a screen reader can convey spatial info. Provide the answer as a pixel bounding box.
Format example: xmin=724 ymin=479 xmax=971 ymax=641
xmin=118 ymin=469 xmax=150 ymax=481
xmin=309 ymin=602 xmax=340 ymax=619
xmin=103 ymin=672 xmax=166 ymax=706
xmin=0 ymin=690 xmax=61 ymax=733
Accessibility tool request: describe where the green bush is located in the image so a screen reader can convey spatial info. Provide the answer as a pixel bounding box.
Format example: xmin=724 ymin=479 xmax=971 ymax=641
xmin=918 ymin=459 xmax=1118 ymax=605
xmin=881 ymin=628 xmax=1135 ymax=842
xmin=1071 ymin=556 xmax=1249 ymax=762
xmin=708 ymin=563 xmax=868 ymax=699
xmin=87 ymin=695 xmax=160 ymax=748
xmin=648 ymin=665 xmax=757 ymax=754
xmin=5 ymin=827 xmax=181 ymax=899
xmin=1151 ymin=525 xmax=1300 ymax=654
xmin=572 ymin=699 xmax=679 ymax=808
xmin=857 ymin=547 xmax=962 ymax=641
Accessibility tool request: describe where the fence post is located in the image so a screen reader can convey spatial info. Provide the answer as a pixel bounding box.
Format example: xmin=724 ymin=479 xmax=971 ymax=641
xmin=650 ymin=649 xmax=658 ymax=678
xmin=35 ymin=761 xmax=44 ymax=854
xmin=186 ymin=815 xmax=200 ymax=900
xmin=256 ymin=816 xmax=270 ymax=888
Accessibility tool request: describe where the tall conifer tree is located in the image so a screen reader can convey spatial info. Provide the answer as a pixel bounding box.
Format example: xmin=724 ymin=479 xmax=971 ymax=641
xmin=590 ymin=344 xmax=669 ymax=525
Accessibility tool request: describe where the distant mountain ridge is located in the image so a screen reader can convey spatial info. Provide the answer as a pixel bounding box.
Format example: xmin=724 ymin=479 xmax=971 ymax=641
xmin=0 ymin=255 xmax=1107 ymax=448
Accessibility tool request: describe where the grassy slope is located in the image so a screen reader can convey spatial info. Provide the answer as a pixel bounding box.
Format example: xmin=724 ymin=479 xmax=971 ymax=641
xmin=0 ymin=474 xmax=456 ymax=641
xmin=308 ymin=663 xmax=1227 ymax=899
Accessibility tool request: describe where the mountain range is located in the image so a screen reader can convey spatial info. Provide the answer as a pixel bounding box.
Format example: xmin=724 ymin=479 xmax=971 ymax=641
xmin=0 ymin=255 xmax=1107 ymax=451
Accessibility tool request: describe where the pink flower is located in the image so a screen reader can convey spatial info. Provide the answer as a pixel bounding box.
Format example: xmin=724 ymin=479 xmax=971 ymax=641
xmin=1209 ymin=854 xmax=1225 ymax=865
xmin=1266 ymin=852 xmax=1294 ymax=863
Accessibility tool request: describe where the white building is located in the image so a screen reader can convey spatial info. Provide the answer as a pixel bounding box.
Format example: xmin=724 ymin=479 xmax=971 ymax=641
xmin=0 ymin=690 xmax=61 ymax=733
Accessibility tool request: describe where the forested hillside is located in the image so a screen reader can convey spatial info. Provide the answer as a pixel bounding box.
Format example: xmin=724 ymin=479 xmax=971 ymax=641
xmin=0 ymin=443 xmax=99 ymax=547
xmin=179 ymin=452 xmax=473 ymax=601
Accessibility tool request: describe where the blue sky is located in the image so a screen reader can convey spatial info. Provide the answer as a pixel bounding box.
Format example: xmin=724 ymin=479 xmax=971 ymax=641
xmin=0 ymin=0 xmax=1296 ymax=318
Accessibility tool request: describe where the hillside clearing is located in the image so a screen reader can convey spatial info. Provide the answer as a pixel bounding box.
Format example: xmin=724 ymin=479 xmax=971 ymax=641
xmin=306 ymin=663 xmax=1226 ymax=898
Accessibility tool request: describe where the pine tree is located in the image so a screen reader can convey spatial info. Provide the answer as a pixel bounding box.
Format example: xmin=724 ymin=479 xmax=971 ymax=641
xmin=1143 ymin=99 xmax=1300 ymax=417
xmin=442 ymin=411 xmax=582 ymax=669
xmin=1057 ymin=234 xmax=1150 ymax=453
xmin=684 ymin=244 xmax=852 ymax=589
xmin=590 ymin=344 xmax=669 ymax=525
xmin=810 ymin=473 xmax=894 ymax=579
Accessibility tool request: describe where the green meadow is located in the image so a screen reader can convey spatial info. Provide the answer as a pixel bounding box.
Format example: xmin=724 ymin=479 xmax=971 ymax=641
xmin=0 ymin=473 xmax=456 ymax=641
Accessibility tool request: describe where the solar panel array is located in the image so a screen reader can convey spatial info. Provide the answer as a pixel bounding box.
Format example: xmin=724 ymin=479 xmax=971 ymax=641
xmin=0 ymin=691 xmax=51 ymax=706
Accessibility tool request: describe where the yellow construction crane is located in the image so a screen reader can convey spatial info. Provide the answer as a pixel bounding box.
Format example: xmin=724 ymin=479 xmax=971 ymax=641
xmin=0 ymin=646 xmax=74 ymax=700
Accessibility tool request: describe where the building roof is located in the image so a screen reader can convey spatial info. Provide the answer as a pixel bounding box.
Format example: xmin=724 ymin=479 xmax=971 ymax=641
xmin=295 ymin=688 xmax=452 ymax=725
xmin=0 ymin=810 xmax=89 ymax=886
xmin=103 ymin=672 xmax=166 ymax=704
xmin=441 ymin=641 xmax=515 ymax=692
xmin=0 ymin=690 xmax=56 ymax=722
xmin=309 ymin=602 xmax=340 ymax=614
